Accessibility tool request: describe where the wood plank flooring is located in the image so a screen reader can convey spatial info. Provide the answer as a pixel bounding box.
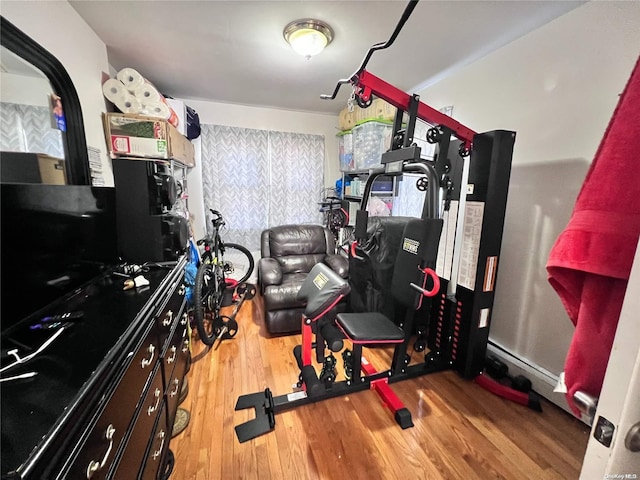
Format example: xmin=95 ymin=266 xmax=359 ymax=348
xmin=171 ymin=295 xmax=590 ymax=479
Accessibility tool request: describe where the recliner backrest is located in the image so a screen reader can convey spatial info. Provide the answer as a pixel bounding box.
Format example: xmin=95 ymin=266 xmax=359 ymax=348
xmin=261 ymin=225 xmax=335 ymax=275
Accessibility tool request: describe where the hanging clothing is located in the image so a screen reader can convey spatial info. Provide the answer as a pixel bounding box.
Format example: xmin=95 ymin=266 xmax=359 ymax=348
xmin=546 ymin=56 xmax=640 ymax=416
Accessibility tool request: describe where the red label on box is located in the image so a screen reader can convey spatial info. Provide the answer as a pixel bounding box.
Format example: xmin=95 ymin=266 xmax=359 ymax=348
xmin=111 ymin=136 xmax=130 ymax=153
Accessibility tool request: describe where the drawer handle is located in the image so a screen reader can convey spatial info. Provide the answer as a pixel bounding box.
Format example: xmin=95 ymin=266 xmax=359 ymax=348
xmin=162 ymin=310 xmax=174 ymax=327
xmin=178 ymin=284 xmax=186 ymax=296
xmin=86 ymin=424 xmax=115 ymax=479
xmin=169 ymin=378 xmax=180 ymax=397
xmin=166 ymin=346 xmax=177 ymax=364
xmin=141 ymin=344 xmax=155 ymax=369
xmin=180 ymin=312 xmax=188 ymax=326
xmin=147 ymin=388 xmax=161 ymax=416
xmin=182 ymin=339 xmax=189 ymax=353
xmin=152 ymin=430 xmax=166 ymax=460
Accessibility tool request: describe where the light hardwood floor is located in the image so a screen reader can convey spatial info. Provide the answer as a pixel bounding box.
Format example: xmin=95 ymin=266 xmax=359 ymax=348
xmin=171 ymin=295 xmax=590 ymax=479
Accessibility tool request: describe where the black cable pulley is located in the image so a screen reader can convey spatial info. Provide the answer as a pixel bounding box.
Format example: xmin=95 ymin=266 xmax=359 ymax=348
xmin=426 ymin=127 xmax=442 ymax=144
xmin=392 ymin=130 xmax=406 ymax=150
xmin=356 ymin=95 xmax=373 ymax=109
xmin=458 ymin=142 xmax=471 ymax=157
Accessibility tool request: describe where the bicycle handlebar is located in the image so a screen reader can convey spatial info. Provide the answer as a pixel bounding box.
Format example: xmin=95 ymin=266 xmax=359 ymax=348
xmin=209 ymin=208 xmax=225 ymax=229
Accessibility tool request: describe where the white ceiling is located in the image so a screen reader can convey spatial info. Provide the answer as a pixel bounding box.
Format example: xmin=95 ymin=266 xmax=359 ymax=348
xmin=70 ymin=0 xmax=583 ymax=115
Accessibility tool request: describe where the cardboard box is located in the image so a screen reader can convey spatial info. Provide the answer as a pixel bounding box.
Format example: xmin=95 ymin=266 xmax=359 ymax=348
xmin=103 ymin=112 xmax=195 ymax=167
xmin=38 ymin=154 xmax=67 ymax=185
xmin=0 ymin=151 xmax=66 ymax=185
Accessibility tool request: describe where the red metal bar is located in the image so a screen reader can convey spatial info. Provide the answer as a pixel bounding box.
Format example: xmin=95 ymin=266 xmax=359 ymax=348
xmin=357 ymin=70 xmax=477 ymax=147
xmin=301 ymin=321 xmax=313 ymax=366
xmin=361 ymin=360 xmax=406 ymax=412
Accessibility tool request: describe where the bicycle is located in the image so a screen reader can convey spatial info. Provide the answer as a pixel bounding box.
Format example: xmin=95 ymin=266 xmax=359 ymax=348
xmin=193 ymin=209 xmax=255 ymax=346
xmin=320 ymin=189 xmax=349 ymax=253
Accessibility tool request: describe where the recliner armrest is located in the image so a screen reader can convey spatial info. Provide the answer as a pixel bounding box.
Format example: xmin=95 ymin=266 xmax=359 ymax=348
xmin=324 ymin=254 xmax=349 ymax=279
xmin=258 ymin=257 xmax=283 ymax=289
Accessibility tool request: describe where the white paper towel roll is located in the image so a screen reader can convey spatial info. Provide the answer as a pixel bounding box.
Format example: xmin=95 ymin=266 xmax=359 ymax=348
xmin=116 ymin=68 xmax=179 ymax=127
xmin=134 ymin=84 xmax=179 ymax=127
xmin=142 ymin=100 xmax=171 ymax=119
xmin=133 ymin=82 xmax=163 ymax=104
xmin=114 ymin=94 xmax=144 ymax=115
xmin=102 ymin=78 xmax=128 ymax=104
xmin=117 ymin=67 xmax=146 ymax=93
xmin=103 ymin=78 xmax=144 ymax=114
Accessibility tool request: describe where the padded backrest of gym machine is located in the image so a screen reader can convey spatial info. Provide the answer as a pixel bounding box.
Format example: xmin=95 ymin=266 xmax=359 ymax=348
xmin=391 ymin=218 xmax=443 ymax=309
xmin=297 ymin=263 xmax=351 ymax=321
xmin=349 ymin=216 xmax=412 ymax=318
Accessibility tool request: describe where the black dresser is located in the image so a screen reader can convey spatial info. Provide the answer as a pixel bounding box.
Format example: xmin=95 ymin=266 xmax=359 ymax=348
xmin=1 ymin=257 xmax=189 ymax=479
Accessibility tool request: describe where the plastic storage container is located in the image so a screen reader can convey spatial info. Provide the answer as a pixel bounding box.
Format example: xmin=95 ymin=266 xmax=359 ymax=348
xmin=337 ymin=130 xmax=354 ymax=171
xmin=352 ymin=120 xmax=393 ymax=169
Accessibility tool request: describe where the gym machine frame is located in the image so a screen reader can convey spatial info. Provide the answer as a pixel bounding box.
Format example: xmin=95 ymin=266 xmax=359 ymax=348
xmin=234 ymin=0 xmax=516 ymax=442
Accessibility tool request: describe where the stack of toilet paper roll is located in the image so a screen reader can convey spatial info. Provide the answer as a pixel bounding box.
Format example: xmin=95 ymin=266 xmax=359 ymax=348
xmin=102 ymin=68 xmax=179 ymax=128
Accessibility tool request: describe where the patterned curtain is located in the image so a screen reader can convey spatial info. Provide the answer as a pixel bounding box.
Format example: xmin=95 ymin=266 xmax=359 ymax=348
xmin=268 ymin=131 xmax=324 ymax=227
xmin=393 ymin=173 xmax=426 ymax=218
xmin=0 ymin=102 xmax=64 ymax=159
xmin=200 ymin=125 xmax=269 ymax=248
xmin=200 ymin=125 xmax=324 ymax=250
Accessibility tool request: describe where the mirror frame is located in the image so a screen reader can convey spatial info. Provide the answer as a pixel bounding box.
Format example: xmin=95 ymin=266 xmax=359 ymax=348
xmin=1 ymin=16 xmax=91 ymax=185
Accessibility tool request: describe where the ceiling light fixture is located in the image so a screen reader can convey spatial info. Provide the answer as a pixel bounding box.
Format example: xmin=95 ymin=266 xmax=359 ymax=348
xmin=283 ymin=19 xmax=334 ymax=59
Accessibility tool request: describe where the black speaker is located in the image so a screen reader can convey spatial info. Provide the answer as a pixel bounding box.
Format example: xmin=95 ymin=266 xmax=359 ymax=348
xmin=113 ymin=159 xmax=187 ymax=263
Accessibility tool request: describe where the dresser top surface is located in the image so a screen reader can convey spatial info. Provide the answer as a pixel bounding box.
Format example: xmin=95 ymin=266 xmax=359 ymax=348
xmin=0 ymin=261 xmax=183 ymax=477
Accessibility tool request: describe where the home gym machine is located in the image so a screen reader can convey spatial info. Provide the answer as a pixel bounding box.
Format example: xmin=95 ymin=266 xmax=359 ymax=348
xmin=234 ymin=0 xmax=517 ymax=442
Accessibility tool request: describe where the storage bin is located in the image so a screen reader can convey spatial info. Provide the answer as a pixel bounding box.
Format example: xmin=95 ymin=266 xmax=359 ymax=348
xmin=338 ymin=109 xmax=355 ymax=131
xmin=353 ymin=120 xmax=393 ymax=169
xmin=337 ymin=130 xmax=354 ymax=172
xmin=354 ymin=98 xmax=396 ymax=124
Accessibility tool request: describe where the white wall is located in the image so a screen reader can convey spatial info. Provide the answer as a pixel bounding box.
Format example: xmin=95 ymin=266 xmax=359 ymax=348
xmin=178 ymin=99 xmax=339 ymax=239
xmin=416 ymin=1 xmax=640 ymax=407
xmin=1 ymin=0 xmax=114 ymax=185
xmin=0 ymin=72 xmax=51 ymax=106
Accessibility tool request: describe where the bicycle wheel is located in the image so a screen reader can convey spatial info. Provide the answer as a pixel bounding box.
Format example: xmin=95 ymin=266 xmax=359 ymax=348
xmin=220 ymin=243 xmax=254 ymax=285
xmin=193 ymin=263 xmax=223 ymax=346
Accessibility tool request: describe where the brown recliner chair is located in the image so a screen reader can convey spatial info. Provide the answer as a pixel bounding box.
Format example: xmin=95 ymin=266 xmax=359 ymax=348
xmin=258 ymin=224 xmax=348 ymax=335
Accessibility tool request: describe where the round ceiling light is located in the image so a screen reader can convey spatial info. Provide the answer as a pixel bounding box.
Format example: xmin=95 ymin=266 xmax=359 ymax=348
xmin=283 ymin=19 xmax=334 ymax=59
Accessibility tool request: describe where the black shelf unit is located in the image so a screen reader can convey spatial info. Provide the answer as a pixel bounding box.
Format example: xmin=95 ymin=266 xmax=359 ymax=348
xmin=341 ymin=170 xmax=397 ymax=223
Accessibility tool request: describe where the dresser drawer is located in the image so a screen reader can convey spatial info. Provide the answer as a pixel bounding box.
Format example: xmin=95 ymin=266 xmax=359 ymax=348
xmin=156 ymin=275 xmax=186 ymax=351
xmin=108 ymin=363 xmax=164 ymax=479
xmin=66 ymin=326 xmax=158 ymax=480
xmin=139 ymin=402 xmax=169 ymax=480
xmin=161 ymin=311 xmax=189 ymax=387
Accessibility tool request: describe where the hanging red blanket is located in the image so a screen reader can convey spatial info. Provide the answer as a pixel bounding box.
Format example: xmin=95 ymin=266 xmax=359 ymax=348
xmin=546 ymin=56 xmax=640 ymax=416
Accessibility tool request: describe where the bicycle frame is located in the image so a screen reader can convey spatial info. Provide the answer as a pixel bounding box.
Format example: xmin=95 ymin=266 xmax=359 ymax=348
xmin=193 ymin=209 xmax=256 ymax=346
xmin=197 ymin=211 xmax=229 ymax=311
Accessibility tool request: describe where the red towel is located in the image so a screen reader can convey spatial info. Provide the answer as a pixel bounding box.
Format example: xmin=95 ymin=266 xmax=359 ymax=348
xmin=547 ymin=55 xmax=640 ymax=416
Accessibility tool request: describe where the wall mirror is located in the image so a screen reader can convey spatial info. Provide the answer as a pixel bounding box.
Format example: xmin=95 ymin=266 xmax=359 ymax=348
xmin=1 ymin=17 xmax=117 ymax=331
xmin=0 ymin=16 xmax=90 ymax=185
